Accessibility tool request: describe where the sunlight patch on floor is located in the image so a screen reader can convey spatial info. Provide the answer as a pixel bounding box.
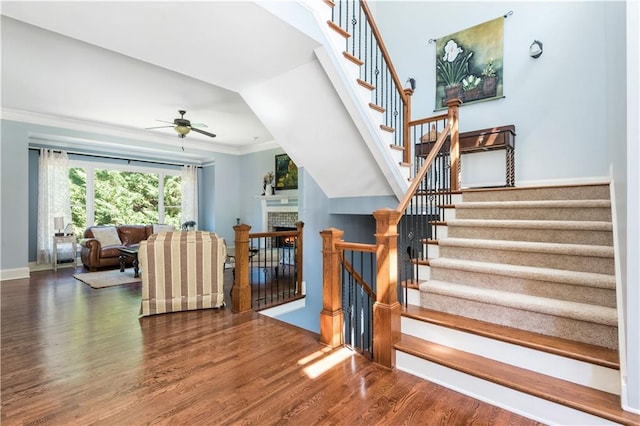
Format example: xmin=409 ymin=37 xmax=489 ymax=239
xmin=302 ymin=347 xmax=354 ymax=379
xmin=297 ymin=347 xmax=333 ymax=366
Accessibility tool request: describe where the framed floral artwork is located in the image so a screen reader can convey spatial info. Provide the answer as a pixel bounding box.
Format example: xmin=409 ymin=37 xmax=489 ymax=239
xmin=435 ymin=17 xmax=504 ymax=110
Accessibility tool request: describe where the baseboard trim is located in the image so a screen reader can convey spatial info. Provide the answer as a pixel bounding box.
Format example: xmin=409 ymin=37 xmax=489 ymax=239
xmin=515 ymin=176 xmax=611 ymax=188
xmin=0 ymin=267 xmax=30 ymax=281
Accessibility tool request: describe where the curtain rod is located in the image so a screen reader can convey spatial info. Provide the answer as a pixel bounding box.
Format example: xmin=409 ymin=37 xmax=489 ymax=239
xmin=28 ymin=147 xmax=202 ymax=168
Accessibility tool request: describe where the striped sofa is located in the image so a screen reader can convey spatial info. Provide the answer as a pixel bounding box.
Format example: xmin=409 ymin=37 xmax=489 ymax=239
xmin=139 ymin=231 xmax=226 ymax=317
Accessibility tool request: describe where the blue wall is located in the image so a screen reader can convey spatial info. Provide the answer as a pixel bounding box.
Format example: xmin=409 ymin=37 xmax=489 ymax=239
xmin=1 ymin=121 xmax=30 ymax=271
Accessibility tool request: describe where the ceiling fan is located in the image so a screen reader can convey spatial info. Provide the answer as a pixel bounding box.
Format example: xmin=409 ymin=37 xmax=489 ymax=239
xmin=146 ymin=110 xmax=216 ymax=139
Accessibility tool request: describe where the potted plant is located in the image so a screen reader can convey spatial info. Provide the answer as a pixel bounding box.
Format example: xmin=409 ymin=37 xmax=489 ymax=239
xmin=462 ymin=75 xmax=482 ymax=101
xmin=436 ymin=39 xmax=473 ymax=101
xmin=481 ymin=59 xmax=498 ymax=96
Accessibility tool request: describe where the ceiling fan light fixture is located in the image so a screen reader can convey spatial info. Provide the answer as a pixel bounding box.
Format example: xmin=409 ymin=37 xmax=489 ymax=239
xmin=174 ymin=125 xmax=191 ymax=136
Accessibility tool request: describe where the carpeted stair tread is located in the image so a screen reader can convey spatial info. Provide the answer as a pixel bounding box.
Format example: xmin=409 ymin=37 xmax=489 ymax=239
xmin=446 ymin=218 xmax=612 ymax=231
xmin=428 ymin=258 xmax=615 ymax=289
xmin=439 ymin=237 xmax=614 ymax=258
xmin=455 ymin=199 xmax=611 ymax=209
xmin=402 ymin=304 xmax=619 ymax=368
xmin=461 ymin=183 xmax=611 ymax=202
xmin=420 ymin=281 xmax=617 ymax=326
xmin=395 ymin=333 xmax=638 ymax=426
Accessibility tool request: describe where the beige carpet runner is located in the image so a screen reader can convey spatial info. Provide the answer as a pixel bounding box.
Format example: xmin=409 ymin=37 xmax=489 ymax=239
xmin=420 ymin=183 xmax=618 ymax=349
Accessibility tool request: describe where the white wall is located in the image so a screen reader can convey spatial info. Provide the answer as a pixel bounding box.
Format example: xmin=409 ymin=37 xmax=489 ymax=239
xmin=374 ymin=1 xmax=623 ymax=186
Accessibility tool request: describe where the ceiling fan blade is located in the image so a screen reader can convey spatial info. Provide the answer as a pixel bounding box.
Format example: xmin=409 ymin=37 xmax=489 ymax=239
xmin=190 ymin=123 xmax=208 ymax=128
xmin=190 ymin=127 xmax=216 ymax=138
xmin=146 ymin=125 xmax=174 ymax=130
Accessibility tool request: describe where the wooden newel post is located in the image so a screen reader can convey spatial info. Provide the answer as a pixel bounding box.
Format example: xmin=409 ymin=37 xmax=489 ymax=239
xmin=319 ymin=228 xmax=344 ymax=348
xmin=372 ymin=209 xmax=402 ymax=368
xmin=403 ymin=87 xmax=415 ymax=165
xmin=447 ymin=98 xmax=462 ymax=192
xmin=295 ymin=221 xmax=304 ymax=294
xmin=232 ymin=223 xmax=252 ymax=313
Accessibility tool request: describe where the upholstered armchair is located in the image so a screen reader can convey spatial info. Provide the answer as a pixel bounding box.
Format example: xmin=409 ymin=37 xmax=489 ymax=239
xmin=139 ymin=231 xmax=226 ymax=316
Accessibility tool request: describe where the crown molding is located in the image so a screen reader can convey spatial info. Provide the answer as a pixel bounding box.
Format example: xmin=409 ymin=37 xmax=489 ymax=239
xmin=2 ymin=107 xmax=279 ymax=158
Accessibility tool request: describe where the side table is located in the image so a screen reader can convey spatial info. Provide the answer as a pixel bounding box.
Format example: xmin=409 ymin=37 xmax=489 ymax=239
xmin=53 ymin=235 xmax=77 ymax=271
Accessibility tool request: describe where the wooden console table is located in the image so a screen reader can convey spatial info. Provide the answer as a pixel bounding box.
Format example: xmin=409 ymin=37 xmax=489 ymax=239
xmin=414 ymin=124 xmax=516 ymax=187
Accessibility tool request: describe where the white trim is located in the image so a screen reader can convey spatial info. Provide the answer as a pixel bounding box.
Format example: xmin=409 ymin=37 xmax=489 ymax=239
xmin=67 ymin=159 xmax=180 ymax=227
xmin=514 ymin=176 xmax=611 ymax=188
xmin=259 ymin=194 xmax=298 ymax=233
xmin=401 ymin=316 xmax=620 ymax=394
xmin=4 ymin=107 xmax=279 ymax=157
xmin=258 ymin=281 xmax=307 ymax=318
xmin=0 ymin=267 xmax=30 ymax=281
xmin=396 ymin=351 xmax=618 ymax=426
xmin=610 ymin=176 xmax=630 ymax=410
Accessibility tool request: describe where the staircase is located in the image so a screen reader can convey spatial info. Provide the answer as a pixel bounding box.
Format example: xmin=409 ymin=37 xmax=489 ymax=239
xmin=424 ymin=183 xmax=617 ymax=349
xmin=395 ymin=183 xmax=637 ymax=425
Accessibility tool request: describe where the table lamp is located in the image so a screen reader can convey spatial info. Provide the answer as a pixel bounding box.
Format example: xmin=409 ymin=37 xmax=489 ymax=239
xmin=54 ymin=216 xmax=65 ymax=236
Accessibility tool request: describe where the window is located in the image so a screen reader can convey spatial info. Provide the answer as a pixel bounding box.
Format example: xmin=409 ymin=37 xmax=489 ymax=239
xmin=69 ymin=160 xmax=181 ymax=235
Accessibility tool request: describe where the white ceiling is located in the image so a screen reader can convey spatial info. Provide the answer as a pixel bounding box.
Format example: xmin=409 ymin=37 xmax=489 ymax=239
xmin=1 ymin=1 xmax=321 ymax=161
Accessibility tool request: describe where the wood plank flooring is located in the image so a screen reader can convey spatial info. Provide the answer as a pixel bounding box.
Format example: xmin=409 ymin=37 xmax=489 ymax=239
xmin=1 ymin=267 xmax=542 ymax=425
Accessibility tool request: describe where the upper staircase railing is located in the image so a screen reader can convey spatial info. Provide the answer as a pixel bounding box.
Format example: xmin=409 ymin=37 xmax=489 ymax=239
xmin=320 ymin=0 xmax=462 ymax=368
xmin=327 ymin=0 xmax=412 ymax=162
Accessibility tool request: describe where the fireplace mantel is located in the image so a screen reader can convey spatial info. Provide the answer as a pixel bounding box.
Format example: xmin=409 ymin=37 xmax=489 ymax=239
xmin=258 ymin=193 xmax=298 ymax=232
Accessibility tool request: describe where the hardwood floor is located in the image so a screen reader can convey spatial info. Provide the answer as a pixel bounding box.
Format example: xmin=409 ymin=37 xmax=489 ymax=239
xmin=1 ymin=267 xmax=542 ymax=425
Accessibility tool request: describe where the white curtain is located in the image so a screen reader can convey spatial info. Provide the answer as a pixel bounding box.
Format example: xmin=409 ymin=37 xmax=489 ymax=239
xmin=181 ymin=165 xmax=199 ymax=229
xmin=37 ymin=149 xmax=71 ymax=264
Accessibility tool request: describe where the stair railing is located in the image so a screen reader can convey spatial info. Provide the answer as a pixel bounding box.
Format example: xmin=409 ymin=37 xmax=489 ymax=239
xmin=321 ymin=0 xmax=463 ymax=368
xmin=320 ymin=100 xmax=461 ymax=368
xmin=231 ymin=222 xmax=304 ymax=313
xmin=328 ymin=0 xmax=412 ymax=162
xmin=397 ymin=99 xmax=461 ymax=303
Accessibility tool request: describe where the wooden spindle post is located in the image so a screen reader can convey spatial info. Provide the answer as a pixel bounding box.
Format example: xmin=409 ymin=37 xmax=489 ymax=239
xmin=372 ymin=209 xmax=402 ymax=368
xmin=447 ymin=98 xmax=462 ymax=192
xmin=319 ymin=228 xmax=344 ymax=348
xmin=231 ymin=223 xmax=252 ymax=313
xmin=295 ymin=221 xmax=304 ymax=294
xmin=403 ymin=87 xmax=415 ymax=165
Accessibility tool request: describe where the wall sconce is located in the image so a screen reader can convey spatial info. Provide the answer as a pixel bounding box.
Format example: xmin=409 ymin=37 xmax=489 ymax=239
xmin=405 ymin=78 xmax=416 ymax=91
xmin=54 ymin=216 xmax=65 ymax=236
xmin=529 ymin=40 xmax=543 ymax=58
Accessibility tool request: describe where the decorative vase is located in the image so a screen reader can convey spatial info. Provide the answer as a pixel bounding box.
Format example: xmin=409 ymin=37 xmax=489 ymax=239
xmin=463 ymin=87 xmax=480 ymax=102
xmin=482 ymin=76 xmax=497 ymax=97
xmin=445 ymin=84 xmax=462 ymax=101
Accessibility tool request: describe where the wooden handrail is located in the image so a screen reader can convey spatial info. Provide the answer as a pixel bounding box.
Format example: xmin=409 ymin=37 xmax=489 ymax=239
xmin=360 ymin=1 xmax=409 ymax=106
xmin=336 ymin=241 xmax=377 ymax=253
xmin=396 ymin=122 xmax=452 ymax=214
xmin=408 ymin=113 xmax=449 ymax=127
xmin=340 ymin=255 xmax=376 ymax=299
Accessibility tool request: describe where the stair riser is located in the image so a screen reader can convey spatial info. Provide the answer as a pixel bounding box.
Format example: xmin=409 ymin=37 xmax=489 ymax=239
xmin=429 ymin=268 xmax=617 ymax=307
xmin=447 ymin=226 xmax=613 ymax=246
xmin=420 ymin=293 xmax=619 ymax=349
xmin=462 ymin=185 xmax=610 ymax=202
xmin=439 ymin=246 xmax=614 ymax=275
xmin=401 ymin=317 xmax=620 ymax=394
xmin=396 ymin=352 xmax=620 ymax=425
xmin=455 ymin=207 xmax=611 ymax=222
